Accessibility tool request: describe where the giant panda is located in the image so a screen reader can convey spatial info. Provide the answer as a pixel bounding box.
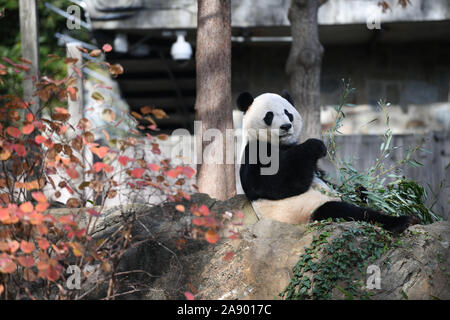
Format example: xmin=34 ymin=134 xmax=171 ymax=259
xmin=237 ymin=91 xmax=418 ymax=233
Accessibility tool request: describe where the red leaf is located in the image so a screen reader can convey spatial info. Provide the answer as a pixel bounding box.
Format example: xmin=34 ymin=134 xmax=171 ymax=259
xmin=12 ymin=144 xmax=26 ymax=157
xmin=47 ymin=265 xmax=60 ymax=282
xmin=199 ymin=205 xmax=210 ymax=216
xmin=118 ymin=156 xmax=131 ymax=166
xmin=66 ymin=168 xmax=80 ymax=179
xmin=102 ymin=44 xmax=113 ymax=52
xmin=147 ymin=163 xmax=161 ymax=171
xmin=35 ymin=135 xmax=46 ymax=144
xmin=184 ymin=292 xmax=195 ymax=300
xmin=17 ymin=255 xmax=35 ymax=268
xmin=6 ymin=126 xmax=20 ymax=138
xmin=181 ymin=166 xmax=196 ymax=179
xmin=131 ymin=168 xmax=145 ymax=179
xmin=93 ymin=162 xmax=105 ymax=172
xmin=192 ymin=217 xmax=205 ymax=226
xmin=223 ymin=251 xmax=234 ymax=261
xmin=87 ymin=209 xmax=100 ymax=217
xmin=167 ymin=169 xmax=181 ymax=179
xmin=37 ymin=238 xmax=50 ymax=251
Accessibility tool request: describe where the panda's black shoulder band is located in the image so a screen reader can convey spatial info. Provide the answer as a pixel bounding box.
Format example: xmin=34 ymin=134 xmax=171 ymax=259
xmin=237 ymin=92 xmax=254 ymax=112
xmin=281 ymin=90 xmax=295 ymax=106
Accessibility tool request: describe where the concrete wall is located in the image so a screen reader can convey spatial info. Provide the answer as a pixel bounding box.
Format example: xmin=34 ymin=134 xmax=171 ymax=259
xmin=86 ymin=0 xmax=450 ymax=30
xmin=231 ymin=42 xmax=450 ymax=133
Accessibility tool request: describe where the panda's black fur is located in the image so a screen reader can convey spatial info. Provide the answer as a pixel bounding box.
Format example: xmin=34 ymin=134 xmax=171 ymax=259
xmin=238 ymin=91 xmax=418 ymax=233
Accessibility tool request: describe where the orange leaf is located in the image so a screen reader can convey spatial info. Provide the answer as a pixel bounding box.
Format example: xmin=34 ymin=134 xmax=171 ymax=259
xmin=36 ymin=224 xmax=48 ymax=235
xmin=8 ymin=240 xmax=19 ymax=253
xmin=35 ymin=202 xmax=49 ymax=212
xmin=0 ymin=257 xmax=16 ymax=273
xmin=0 ymin=149 xmax=11 ymax=161
xmin=167 ymin=169 xmax=181 ymax=179
xmin=175 ymin=204 xmax=185 ymax=212
xmin=0 ymin=242 xmax=8 ymax=251
xmin=140 ymin=106 xmax=152 ymax=115
xmin=20 ymin=240 xmax=35 ymax=254
xmin=67 ymin=86 xmax=78 ymax=101
xmin=66 ymin=198 xmax=81 ymax=208
xmin=20 ymin=202 xmax=33 ymax=213
xmin=26 ymin=113 xmax=34 ymax=123
xmin=54 ymin=107 xmax=68 ymax=114
xmin=0 ymin=208 xmax=9 ymax=223
xmin=90 ymin=146 xmax=109 ymax=159
xmin=35 ymin=135 xmax=46 ymax=144
xmin=89 ymin=49 xmax=102 ymax=57
xmin=29 ymin=212 xmax=44 ymax=225
xmin=205 ymin=229 xmax=219 ymax=244
xmin=32 ymin=191 xmax=47 ymax=203
xmin=109 ymin=64 xmax=124 ymax=76
xmin=157 ymin=134 xmax=168 ymax=141
xmin=21 ymin=124 xmax=34 ymax=135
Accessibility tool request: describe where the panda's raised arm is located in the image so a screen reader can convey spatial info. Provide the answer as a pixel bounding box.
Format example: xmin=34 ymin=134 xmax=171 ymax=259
xmin=285 ymin=138 xmax=327 ymax=162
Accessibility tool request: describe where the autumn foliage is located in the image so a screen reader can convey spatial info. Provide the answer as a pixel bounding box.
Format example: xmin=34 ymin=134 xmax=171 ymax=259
xmin=0 ymin=44 xmax=237 ymax=300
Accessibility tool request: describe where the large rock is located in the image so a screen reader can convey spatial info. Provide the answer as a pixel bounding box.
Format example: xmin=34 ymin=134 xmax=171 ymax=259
xmin=47 ymin=194 xmax=450 ymax=300
xmin=191 ymin=219 xmax=450 ymax=300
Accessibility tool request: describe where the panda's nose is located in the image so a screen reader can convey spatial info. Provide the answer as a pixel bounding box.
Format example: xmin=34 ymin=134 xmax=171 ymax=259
xmin=280 ymin=124 xmax=292 ymax=132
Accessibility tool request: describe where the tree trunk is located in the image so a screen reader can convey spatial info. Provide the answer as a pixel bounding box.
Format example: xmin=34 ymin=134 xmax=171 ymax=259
xmin=19 ymin=0 xmax=40 ymax=115
xmin=286 ymin=0 xmax=324 ymax=140
xmin=195 ymin=0 xmax=236 ymax=200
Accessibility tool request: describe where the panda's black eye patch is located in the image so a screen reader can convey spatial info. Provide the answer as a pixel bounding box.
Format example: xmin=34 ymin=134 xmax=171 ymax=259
xmin=284 ymin=109 xmax=293 ymax=122
xmin=263 ymin=112 xmax=274 ymax=126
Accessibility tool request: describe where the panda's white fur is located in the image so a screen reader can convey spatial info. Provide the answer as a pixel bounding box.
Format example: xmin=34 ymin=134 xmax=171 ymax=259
xmin=239 ymin=93 xmax=340 ymax=224
xmin=251 ymin=178 xmax=339 ymax=223
xmin=241 ymin=93 xmax=302 ymax=147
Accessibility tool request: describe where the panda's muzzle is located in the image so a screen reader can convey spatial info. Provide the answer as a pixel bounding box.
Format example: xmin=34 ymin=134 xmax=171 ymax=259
xmin=280 ymin=123 xmax=292 ymax=132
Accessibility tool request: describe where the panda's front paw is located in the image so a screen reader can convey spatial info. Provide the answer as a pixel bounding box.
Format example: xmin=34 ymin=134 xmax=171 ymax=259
xmin=304 ymin=138 xmax=327 ymax=158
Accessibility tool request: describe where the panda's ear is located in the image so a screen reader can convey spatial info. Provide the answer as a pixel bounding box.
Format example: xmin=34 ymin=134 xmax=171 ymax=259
xmin=236 ymin=92 xmax=254 ymax=112
xmin=281 ymin=90 xmax=295 ymax=106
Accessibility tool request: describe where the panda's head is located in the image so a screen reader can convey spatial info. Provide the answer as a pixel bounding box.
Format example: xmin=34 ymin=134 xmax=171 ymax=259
xmin=237 ymin=91 xmax=302 ymax=146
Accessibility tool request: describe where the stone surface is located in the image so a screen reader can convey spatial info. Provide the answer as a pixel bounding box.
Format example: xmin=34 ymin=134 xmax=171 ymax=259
xmin=50 ymin=194 xmax=449 ymax=300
